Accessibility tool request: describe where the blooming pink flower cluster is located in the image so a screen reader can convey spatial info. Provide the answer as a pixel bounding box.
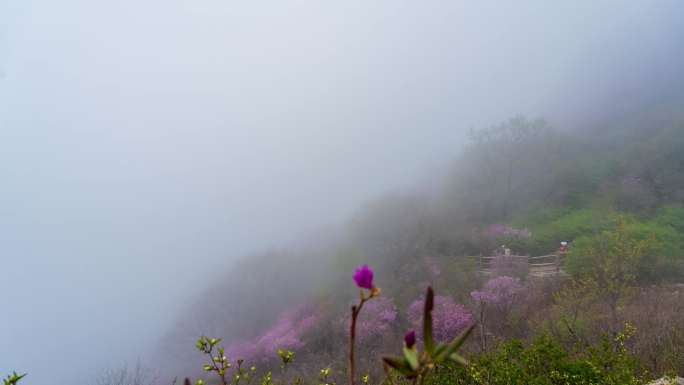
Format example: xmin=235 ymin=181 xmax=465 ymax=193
xmin=483 ymin=224 xmax=531 ymax=239
xmin=470 ymin=276 xmax=523 ymax=306
xmin=348 ymin=296 xmax=398 ymax=342
xmin=407 ymin=296 xmax=472 ymax=342
xmin=225 ymin=304 xmax=318 ymax=362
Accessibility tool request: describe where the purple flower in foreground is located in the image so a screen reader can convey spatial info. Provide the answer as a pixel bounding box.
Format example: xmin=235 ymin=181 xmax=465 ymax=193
xmin=353 ymin=265 xmax=375 ymax=289
xmin=404 ymin=330 xmax=416 ymax=348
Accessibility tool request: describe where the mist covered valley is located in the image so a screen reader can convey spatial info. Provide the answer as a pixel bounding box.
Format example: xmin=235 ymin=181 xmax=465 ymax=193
xmin=2 ymin=2 xmax=684 ymax=385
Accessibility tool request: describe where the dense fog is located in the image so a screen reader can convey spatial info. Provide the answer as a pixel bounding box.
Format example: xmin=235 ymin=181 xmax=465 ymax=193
xmin=1 ymin=2 xmax=683 ymax=385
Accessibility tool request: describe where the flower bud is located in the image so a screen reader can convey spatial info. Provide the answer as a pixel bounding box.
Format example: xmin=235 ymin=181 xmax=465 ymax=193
xmin=404 ymin=330 xmax=416 ymax=349
xmin=353 ymin=265 xmax=374 ymax=290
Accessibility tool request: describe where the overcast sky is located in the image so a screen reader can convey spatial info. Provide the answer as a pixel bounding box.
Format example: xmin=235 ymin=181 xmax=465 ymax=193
xmin=1 ymin=2 xmax=683 ymax=385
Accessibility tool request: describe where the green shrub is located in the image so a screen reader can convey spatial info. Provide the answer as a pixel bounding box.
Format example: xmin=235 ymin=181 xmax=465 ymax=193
xmin=425 ymin=331 xmax=642 ymax=385
xmin=525 ymin=209 xmax=616 ymax=256
xmin=566 ymin=216 xmax=684 ymax=283
xmin=654 ymin=206 xmax=684 ymax=234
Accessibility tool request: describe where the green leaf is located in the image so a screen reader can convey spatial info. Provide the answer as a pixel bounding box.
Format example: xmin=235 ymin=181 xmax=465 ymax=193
xmin=433 ymin=343 xmax=447 ymax=359
xmin=403 ymin=347 xmax=419 ymax=370
xmin=449 ymin=353 xmax=468 ymax=366
xmin=3 ymin=373 xmax=27 ymax=385
xmin=435 ymin=323 xmax=475 ymax=362
xmin=382 ymin=356 xmax=415 ymax=377
xmin=423 ymin=286 xmax=435 ymax=354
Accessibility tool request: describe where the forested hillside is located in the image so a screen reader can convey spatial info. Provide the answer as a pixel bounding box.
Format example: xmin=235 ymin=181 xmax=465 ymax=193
xmin=157 ymin=112 xmax=684 ymax=384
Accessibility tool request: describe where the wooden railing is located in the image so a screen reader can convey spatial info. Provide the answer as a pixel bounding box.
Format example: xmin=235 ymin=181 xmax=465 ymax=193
xmin=470 ymin=254 xmax=566 ymax=278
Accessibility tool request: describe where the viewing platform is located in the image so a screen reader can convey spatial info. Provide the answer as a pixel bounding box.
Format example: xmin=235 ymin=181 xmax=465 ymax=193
xmin=468 ymin=254 xmax=567 ymax=278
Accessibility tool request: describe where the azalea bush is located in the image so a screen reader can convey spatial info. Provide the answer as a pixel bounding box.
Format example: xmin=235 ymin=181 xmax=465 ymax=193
xmin=223 ymin=304 xmax=319 ymax=364
xmin=346 ymin=296 xmax=398 ymax=343
xmin=471 ymin=276 xmax=524 ymax=351
xmin=406 ymin=296 xmax=472 ymax=343
xmin=471 ymin=276 xmax=522 ymax=309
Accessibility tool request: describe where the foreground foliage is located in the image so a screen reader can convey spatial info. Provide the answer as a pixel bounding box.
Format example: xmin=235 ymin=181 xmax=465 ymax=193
xmin=426 ymin=329 xmax=642 ymax=385
xmin=2 ymin=373 xmax=25 ymax=385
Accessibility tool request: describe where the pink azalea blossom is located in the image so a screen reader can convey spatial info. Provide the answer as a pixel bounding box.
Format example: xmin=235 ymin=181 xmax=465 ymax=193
xmin=471 ymin=276 xmax=523 ymax=307
xmin=224 ymin=304 xmax=318 ymax=362
xmin=407 ymin=296 xmax=472 ymax=342
xmin=346 ymin=296 xmax=397 ymax=342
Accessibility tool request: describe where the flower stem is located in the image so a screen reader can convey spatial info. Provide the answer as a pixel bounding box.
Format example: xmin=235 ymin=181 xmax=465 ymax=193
xmin=349 ymin=296 xmax=367 ymax=385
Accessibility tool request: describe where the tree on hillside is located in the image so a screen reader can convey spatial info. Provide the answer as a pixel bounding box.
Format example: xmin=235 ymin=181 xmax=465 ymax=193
xmin=566 ymin=218 xmax=659 ymax=334
xmin=447 ymin=117 xmax=586 ymax=223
